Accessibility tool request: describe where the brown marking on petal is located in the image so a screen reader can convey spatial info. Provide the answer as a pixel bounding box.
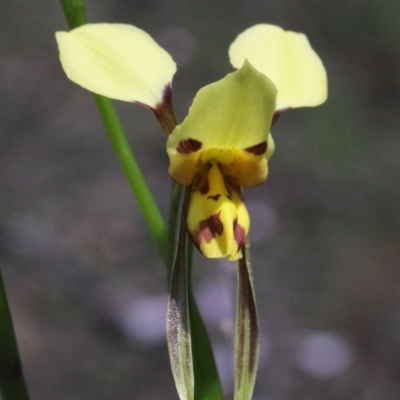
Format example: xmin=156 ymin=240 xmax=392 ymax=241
xmin=225 ymin=179 xmax=242 ymax=199
xmin=177 ymin=138 xmax=202 ymax=154
xmin=199 ymin=178 xmax=209 ymax=195
xmin=151 ymin=84 xmax=178 ymax=134
xmin=208 ymin=194 xmax=221 ymax=201
xmin=233 ymin=219 xmax=246 ymax=249
xmin=271 ymin=107 xmax=290 ymax=127
xmin=198 ymin=212 xmax=224 ymax=243
xmin=245 ymin=141 xmax=267 ymax=155
xmin=221 ymin=173 xmax=234 ymax=197
xmin=193 ymin=165 xmax=211 ymax=194
xmin=162 ymin=84 xmax=173 ymax=105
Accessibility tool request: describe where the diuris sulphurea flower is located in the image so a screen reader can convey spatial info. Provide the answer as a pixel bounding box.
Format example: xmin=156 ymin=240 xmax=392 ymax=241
xmin=166 ymin=60 xmax=277 ymax=260
xmin=56 ymin=23 xmax=327 ymax=260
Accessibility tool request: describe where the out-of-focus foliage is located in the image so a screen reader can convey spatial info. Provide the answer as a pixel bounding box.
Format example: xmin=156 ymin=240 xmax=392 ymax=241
xmin=1 ymin=1 xmax=399 ymax=399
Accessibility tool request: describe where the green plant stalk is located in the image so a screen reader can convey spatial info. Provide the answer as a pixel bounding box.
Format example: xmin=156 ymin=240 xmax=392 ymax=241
xmin=59 ymin=0 xmax=86 ymax=29
xmin=59 ymin=0 xmax=169 ymax=264
xmin=0 ymin=271 xmax=30 ymax=400
xmin=94 ymin=95 xmax=169 ymax=264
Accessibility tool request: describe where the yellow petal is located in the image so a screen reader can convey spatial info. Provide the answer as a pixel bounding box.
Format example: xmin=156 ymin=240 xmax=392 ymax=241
xmin=56 ymin=23 xmax=177 ymax=108
xmin=229 ymin=24 xmax=327 ymax=110
xmin=167 ymin=60 xmax=276 ymax=184
xmin=168 ymin=138 xmax=203 ymax=185
xmin=187 ymin=162 xmax=249 ymax=261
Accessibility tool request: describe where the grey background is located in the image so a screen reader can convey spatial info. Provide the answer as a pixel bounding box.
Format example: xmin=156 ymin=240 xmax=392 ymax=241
xmin=1 ymin=0 xmax=400 ymax=399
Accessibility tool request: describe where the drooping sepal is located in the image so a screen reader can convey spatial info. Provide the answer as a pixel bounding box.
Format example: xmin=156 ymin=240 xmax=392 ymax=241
xmin=229 ymin=24 xmax=328 ymax=110
xmin=167 ymin=187 xmax=194 ymax=400
xmin=187 ymin=162 xmax=249 ymax=261
xmin=234 ymin=240 xmax=260 ymax=400
xmin=56 ymin=23 xmax=177 ymax=108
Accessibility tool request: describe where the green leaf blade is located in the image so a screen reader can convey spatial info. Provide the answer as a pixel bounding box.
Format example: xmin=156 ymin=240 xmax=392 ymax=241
xmin=0 ymin=271 xmax=30 ymax=400
xmin=189 ymin=293 xmax=224 ymax=400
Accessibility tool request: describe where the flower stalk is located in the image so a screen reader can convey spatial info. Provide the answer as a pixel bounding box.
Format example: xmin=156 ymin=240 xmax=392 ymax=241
xmin=94 ymin=95 xmax=169 ymax=264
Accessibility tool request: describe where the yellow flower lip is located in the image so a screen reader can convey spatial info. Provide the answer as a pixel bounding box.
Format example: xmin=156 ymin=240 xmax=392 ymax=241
xmin=187 ymin=162 xmax=249 ymax=260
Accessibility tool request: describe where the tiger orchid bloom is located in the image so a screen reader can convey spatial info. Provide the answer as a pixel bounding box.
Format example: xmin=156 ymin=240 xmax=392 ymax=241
xmin=56 ymin=23 xmax=327 ymax=261
xmin=167 ymin=61 xmax=277 ymax=260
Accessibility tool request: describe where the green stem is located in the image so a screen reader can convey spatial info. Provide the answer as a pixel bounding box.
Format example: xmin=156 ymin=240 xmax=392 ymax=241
xmin=59 ymin=0 xmax=86 ymax=28
xmin=0 ymin=270 xmax=30 ymax=400
xmin=94 ymin=95 xmax=169 ymax=264
xmin=59 ymin=0 xmax=169 ymax=264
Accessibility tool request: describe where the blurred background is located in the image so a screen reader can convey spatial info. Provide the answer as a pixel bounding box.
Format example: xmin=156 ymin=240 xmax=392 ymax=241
xmin=1 ymin=0 xmax=400 ymax=399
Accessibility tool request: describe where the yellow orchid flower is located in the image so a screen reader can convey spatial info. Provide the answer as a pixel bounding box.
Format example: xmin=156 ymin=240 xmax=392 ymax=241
xmin=56 ymin=23 xmax=327 ymax=261
xmin=167 ymin=61 xmax=277 ymax=260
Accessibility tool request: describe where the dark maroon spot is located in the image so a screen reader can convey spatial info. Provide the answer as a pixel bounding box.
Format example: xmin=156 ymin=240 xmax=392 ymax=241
xmin=162 ymin=84 xmax=173 ymax=105
xmin=272 ymin=107 xmax=290 ymax=127
xmin=177 ymin=138 xmax=202 ymax=154
xmin=199 ymin=178 xmax=209 ymax=195
xmin=226 ymin=179 xmax=243 ymax=200
xmin=151 ymin=84 xmax=178 ymax=134
xmin=245 ymin=141 xmax=267 ymax=155
xmin=197 ymin=213 xmax=224 ymax=243
xmin=193 ymin=165 xmax=210 ymax=194
xmin=233 ymin=219 xmax=246 ymax=249
xmin=208 ymin=194 xmax=221 ymax=201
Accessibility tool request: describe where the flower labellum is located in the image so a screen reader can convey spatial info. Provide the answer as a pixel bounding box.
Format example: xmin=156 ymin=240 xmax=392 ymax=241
xmin=187 ymin=161 xmax=250 ymax=261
